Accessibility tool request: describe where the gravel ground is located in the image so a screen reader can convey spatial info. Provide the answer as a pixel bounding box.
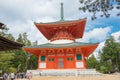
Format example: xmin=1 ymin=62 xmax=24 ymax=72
xmin=15 ymin=73 xmax=120 ymax=80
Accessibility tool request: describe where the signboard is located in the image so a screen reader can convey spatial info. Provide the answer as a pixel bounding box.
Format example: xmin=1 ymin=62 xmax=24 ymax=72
xmin=40 ymin=62 xmax=46 ymax=68
xmin=57 ymin=54 xmax=64 ymax=56
xmin=66 ymin=54 xmax=74 ymax=56
xmin=76 ymin=62 xmax=83 ymax=68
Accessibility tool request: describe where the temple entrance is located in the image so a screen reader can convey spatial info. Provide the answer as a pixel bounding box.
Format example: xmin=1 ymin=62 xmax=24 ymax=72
xmin=66 ymin=57 xmax=75 ymax=68
xmin=58 ymin=58 xmax=64 ymax=68
xmin=47 ymin=57 xmax=55 ymax=69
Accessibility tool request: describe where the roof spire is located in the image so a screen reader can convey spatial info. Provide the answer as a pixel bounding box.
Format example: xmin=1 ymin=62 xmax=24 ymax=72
xmin=60 ymin=2 xmax=64 ymax=21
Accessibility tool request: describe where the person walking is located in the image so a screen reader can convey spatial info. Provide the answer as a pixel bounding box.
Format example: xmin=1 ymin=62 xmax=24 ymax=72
xmin=10 ymin=72 xmax=15 ymax=80
xmin=3 ymin=73 xmax=8 ymax=80
xmin=28 ymin=72 xmax=32 ymax=80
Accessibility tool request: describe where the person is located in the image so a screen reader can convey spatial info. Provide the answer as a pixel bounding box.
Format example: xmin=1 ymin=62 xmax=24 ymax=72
xmin=16 ymin=72 xmax=19 ymax=79
xmin=28 ymin=72 xmax=32 ymax=80
xmin=3 ymin=73 xmax=8 ymax=80
xmin=39 ymin=70 xmax=42 ymax=76
xmin=26 ymin=72 xmax=29 ymax=79
xmin=20 ymin=72 xmax=22 ymax=79
xmin=7 ymin=73 xmax=10 ymax=80
xmin=10 ymin=72 xmax=15 ymax=80
xmin=16 ymin=72 xmax=20 ymax=79
xmin=21 ymin=72 xmax=24 ymax=79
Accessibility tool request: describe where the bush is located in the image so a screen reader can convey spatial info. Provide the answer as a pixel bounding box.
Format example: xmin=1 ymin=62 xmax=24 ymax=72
xmin=100 ymin=65 xmax=108 ymax=73
xmin=100 ymin=62 xmax=115 ymax=74
xmin=8 ymin=67 xmax=17 ymax=73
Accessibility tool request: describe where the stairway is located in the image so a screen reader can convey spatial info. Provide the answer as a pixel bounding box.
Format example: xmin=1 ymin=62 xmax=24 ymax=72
xmin=27 ymin=69 xmax=102 ymax=76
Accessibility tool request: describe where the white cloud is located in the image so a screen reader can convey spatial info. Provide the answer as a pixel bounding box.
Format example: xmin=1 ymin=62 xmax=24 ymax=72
xmin=0 ymin=0 xmax=119 ymax=46
xmin=77 ymin=27 xmax=111 ymax=42
xmin=0 ymin=0 xmax=81 ymax=22
xmin=77 ymin=26 xmax=111 ymax=58
xmin=7 ymin=19 xmax=49 ymax=44
xmin=36 ymin=17 xmax=56 ymax=23
xmin=0 ymin=0 xmax=82 ymax=44
xmin=0 ymin=0 xmax=59 ymax=21
xmin=89 ymin=41 xmax=105 ymax=59
xmin=93 ymin=41 xmax=105 ymax=58
xmin=93 ymin=30 xmax=120 ymax=58
xmin=111 ymin=30 xmax=120 ymax=42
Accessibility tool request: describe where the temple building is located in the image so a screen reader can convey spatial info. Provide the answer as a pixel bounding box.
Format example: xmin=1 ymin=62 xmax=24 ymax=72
xmin=23 ymin=3 xmax=98 ymax=70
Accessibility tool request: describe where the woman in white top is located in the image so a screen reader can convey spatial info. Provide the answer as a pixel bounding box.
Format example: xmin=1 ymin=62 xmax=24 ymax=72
xmin=10 ymin=72 xmax=15 ymax=80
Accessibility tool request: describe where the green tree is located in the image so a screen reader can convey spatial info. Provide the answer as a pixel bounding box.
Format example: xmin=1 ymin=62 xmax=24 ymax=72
xmin=16 ymin=34 xmax=23 ymax=44
xmin=0 ymin=52 xmax=15 ymax=73
xmin=0 ymin=25 xmax=38 ymax=72
xmin=28 ymin=55 xmax=38 ymax=69
xmin=5 ymin=34 xmax=15 ymax=41
xmin=13 ymin=32 xmax=38 ymax=71
xmin=87 ymin=54 xmax=99 ymax=69
xmin=0 ymin=25 xmax=9 ymax=37
xmin=0 ymin=25 xmax=15 ymax=41
xmin=13 ymin=32 xmax=32 ymax=71
xmin=28 ymin=40 xmax=38 ymax=69
xmin=99 ymin=36 xmax=120 ymax=73
xmin=117 ymin=36 xmax=120 ymax=71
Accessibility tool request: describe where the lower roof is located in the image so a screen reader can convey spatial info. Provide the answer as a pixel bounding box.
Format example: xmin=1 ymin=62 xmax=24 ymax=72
xmin=24 ymin=42 xmax=98 ymax=49
xmin=23 ymin=42 xmax=98 ymax=57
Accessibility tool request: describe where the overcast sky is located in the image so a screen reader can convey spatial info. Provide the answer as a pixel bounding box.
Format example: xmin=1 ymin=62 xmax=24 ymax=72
xmin=0 ymin=0 xmax=120 ymax=57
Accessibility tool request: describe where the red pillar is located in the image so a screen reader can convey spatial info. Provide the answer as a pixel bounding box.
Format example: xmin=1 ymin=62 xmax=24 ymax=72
xmin=54 ymin=49 xmax=57 ymax=69
xmin=37 ymin=55 xmax=40 ymax=70
xmin=73 ymin=48 xmax=76 ymax=68
xmin=80 ymin=47 xmax=86 ymax=69
xmin=63 ymin=49 xmax=66 ymax=69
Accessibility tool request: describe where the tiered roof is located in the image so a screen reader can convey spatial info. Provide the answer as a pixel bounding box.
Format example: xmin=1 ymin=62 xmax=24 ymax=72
xmin=23 ymin=3 xmax=98 ymax=57
xmin=35 ymin=19 xmax=86 ymax=40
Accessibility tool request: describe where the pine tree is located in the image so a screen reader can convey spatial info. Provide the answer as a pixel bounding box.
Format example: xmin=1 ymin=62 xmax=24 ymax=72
xmin=99 ymin=36 xmax=120 ymax=73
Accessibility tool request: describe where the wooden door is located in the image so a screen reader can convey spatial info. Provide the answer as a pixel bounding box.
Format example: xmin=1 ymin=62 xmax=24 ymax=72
xmin=47 ymin=57 xmax=55 ymax=69
xmin=65 ymin=56 xmax=75 ymax=68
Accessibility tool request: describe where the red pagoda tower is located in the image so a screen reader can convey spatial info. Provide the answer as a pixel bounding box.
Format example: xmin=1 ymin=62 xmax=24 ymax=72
xmin=23 ymin=3 xmax=98 ymax=70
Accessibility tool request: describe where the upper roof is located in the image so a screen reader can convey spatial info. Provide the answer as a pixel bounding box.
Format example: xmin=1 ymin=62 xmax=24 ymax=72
xmin=34 ymin=18 xmax=87 ymax=40
xmin=0 ymin=36 xmax=24 ymax=51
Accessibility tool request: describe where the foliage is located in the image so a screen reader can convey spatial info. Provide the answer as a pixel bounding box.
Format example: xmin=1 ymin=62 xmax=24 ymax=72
xmin=0 ymin=28 xmax=38 ymax=73
xmin=8 ymin=67 xmax=17 ymax=73
xmin=87 ymin=36 xmax=120 ymax=73
xmin=12 ymin=32 xmax=38 ymax=72
xmin=87 ymin=54 xmax=99 ymax=69
xmin=79 ymin=0 xmax=120 ymax=20
xmin=100 ymin=61 xmax=114 ymax=73
xmin=0 ymin=24 xmax=14 ymax=41
xmin=100 ymin=65 xmax=108 ymax=73
xmin=28 ymin=55 xmax=38 ymax=69
xmin=98 ymin=36 xmax=120 ymax=73
xmin=0 ymin=52 xmax=15 ymax=73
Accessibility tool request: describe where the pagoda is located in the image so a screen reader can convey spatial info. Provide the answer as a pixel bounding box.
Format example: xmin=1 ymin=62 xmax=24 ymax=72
xmin=23 ymin=3 xmax=98 ymax=69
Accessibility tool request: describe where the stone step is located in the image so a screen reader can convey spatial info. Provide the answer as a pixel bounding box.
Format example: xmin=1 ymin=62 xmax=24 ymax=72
xmin=27 ymin=69 xmax=102 ymax=76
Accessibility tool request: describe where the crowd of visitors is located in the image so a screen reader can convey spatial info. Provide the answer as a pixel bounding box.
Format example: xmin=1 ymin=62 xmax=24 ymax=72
xmin=2 ymin=72 xmax=32 ymax=80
